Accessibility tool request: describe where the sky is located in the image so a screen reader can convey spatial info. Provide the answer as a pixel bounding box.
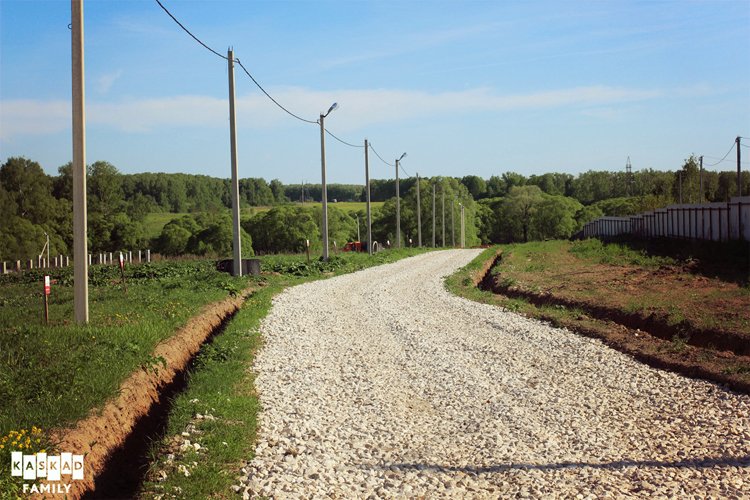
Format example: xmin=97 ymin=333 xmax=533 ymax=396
xmin=1 ymin=0 xmax=749 ymax=185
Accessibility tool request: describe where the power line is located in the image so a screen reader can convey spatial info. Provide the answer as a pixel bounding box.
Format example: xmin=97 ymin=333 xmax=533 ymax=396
xmin=325 ymin=129 xmax=364 ymax=148
xmin=155 ymin=0 xmax=317 ymax=125
xmin=368 ymin=143 xmax=395 ymax=167
xmin=704 ymin=142 xmax=736 ymax=167
xmin=235 ymin=59 xmax=317 ymax=125
xmin=399 ymin=163 xmax=411 ymax=177
xmin=155 ymin=0 xmax=227 ymax=60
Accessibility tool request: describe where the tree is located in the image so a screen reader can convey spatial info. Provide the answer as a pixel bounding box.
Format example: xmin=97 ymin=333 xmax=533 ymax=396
xmin=460 ymin=175 xmax=487 ymax=199
xmin=532 ymin=196 xmax=581 ymax=240
xmin=504 ymin=185 xmax=543 ymax=242
xmin=243 ymin=206 xmax=319 ymax=254
xmin=672 ymin=155 xmax=701 ymax=204
xmin=88 ymin=160 xmax=124 ymax=217
xmin=269 ymin=179 xmax=289 ymax=204
xmin=0 ymin=157 xmax=55 ymax=224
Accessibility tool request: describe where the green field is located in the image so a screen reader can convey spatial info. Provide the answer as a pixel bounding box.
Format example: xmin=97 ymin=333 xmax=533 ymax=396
xmin=145 ymin=202 xmax=385 ymax=240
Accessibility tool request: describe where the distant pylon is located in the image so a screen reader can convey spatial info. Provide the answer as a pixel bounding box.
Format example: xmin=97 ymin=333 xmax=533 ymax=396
xmin=626 ymin=156 xmax=633 ymax=196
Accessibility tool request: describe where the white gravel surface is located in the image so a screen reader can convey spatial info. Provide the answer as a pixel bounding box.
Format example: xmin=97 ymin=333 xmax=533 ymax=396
xmin=239 ymin=250 xmax=750 ymax=498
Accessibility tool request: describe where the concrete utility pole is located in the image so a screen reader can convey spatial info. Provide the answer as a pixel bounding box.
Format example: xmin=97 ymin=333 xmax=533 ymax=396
xmin=699 ymin=156 xmax=704 ymax=203
xmin=395 ymin=159 xmax=400 ymax=249
xmin=416 ymin=173 xmax=422 ymax=247
xmin=319 ymin=103 xmax=338 ymax=261
xmin=460 ymin=203 xmax=466 ymax=248
xmin=738 ymin=136 xmax=742 ymax=196
xmin=227 ymin=48 xmax=242 ymax=276
xmin=451 ymin=199 xmax=455 ymax=247
xmin=71 ymin=0 xmax=88 ymax=324
xmin=395 ymin=153 xmax=406 ymax=248
xmin=441 ymin=186 xmax=445 ymax=247
xmin=432 ymin=183 xmax=436 ymax=247
xmin=679 ymin=171 xmax=683 ymax=204
xmin=364 ymin=140 xmax=372 ymax=255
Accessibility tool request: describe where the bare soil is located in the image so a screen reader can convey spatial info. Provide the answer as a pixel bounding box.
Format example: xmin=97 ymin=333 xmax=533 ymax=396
xmin=49 ymin=289 xmax=253 ymax=499
xmin=480 ymin=246 xmax=750 ymax=394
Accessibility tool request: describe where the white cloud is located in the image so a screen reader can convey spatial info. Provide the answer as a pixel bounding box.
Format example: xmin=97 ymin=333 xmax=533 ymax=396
xmin=96 ymin=70 xmax=124 ymax=94
xmin=0 ymin=85 xmax=666 ymax=140
xmin=0 ymin=99 xmax=70 ymax=140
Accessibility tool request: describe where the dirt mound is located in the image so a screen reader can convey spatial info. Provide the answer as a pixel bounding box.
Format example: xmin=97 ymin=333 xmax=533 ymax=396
xmin=49 ymin=289 xmax=252 ymax=499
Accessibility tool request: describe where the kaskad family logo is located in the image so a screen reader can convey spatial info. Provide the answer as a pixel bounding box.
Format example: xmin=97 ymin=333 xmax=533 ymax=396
xmin=10 ymin=451 xmax=84 ymax=495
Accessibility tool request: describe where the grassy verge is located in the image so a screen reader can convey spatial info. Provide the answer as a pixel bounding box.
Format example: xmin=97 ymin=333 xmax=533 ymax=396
xmin=446 ymin=240 xmax=750 ymax=392
xmin=0 ymin=261 xmax=246 ymax=497
xmin=137 ymin=248 xmax=431 ymax=499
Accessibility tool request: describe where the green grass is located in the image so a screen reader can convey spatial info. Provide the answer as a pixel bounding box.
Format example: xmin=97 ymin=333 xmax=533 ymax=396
xmin=137 ymin=247 xmax=431 ymax=499
xmin=0 ymin=261 xmax=246 ymax=496
xmin=282 ymin=201 xmax=384 ymax=214
xmin=145 ymin=202 xmax=385 ymax=241
xmin=143 ymin=212 xmax=190 ymax=240
xmin=570 ymin=238 xmax=676 ymax=267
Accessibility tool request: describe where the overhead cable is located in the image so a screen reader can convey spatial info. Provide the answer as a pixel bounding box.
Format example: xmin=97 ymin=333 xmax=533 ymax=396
xmin=368 ymin=143 xmax=395 ymax=167
xmin=325 ymin=129 xmax=365 ymax=148
xmin=155 ymin=0 xmax=227 ymax=60
xmin=155 ymin=0 xmax=317 ymax=125
xmin=235 ymin=59 xmax=318 ymax=124
xmin=704 ymin=142 xmax=736 ymax=167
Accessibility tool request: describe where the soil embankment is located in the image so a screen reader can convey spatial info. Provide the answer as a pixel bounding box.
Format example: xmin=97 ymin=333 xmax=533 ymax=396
xmin=479 ymin=250 xmax=750 ymax=394
xmin=51 ymin=289 xmax=252 ymax=499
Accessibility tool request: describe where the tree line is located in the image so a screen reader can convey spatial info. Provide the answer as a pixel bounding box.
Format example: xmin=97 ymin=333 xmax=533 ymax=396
xmin=1 ymin=155 xmax=747 ymax=260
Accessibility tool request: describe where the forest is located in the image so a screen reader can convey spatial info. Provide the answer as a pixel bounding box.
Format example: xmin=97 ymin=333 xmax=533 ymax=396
xmin=1 ymin=156 xmax=747 ymax=260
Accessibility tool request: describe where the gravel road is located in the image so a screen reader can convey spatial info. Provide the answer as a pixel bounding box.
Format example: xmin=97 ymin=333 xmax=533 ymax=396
xmin=239 ymin=250 xmax=750 ymax=498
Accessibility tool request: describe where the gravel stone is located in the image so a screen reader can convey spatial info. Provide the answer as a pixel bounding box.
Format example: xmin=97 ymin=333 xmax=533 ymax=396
xmin=239 ymin=250 xmax=750 ymax=498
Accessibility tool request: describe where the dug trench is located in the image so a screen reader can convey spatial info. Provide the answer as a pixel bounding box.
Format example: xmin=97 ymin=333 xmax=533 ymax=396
xmin=49 ymin=288 xmax=253 ymax=500
xmin=477 ymin=251 xmax=750 ymax=394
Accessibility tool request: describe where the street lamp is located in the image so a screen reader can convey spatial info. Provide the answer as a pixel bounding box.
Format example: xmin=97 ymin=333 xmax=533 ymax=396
xmin=395 ymin=152 xmax=406 ymax=248
xmin=319 ymin=102 xmax=338 ymax=261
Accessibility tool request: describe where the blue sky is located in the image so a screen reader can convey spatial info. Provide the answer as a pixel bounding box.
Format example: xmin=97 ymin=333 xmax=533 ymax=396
xmin=1 ymin=0 xmax=748 ymax=184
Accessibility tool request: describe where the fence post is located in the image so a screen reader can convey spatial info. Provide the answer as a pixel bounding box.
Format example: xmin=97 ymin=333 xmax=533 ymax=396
xmin=146 ymin=249 xmax=151 ymax=262
xmin=138 ymin=250 xmax=142 ymax=263
xmin=1 ymin=262 xmax=6 ymax=274
xmin=15 ymin=261 xmax=21 ymax=273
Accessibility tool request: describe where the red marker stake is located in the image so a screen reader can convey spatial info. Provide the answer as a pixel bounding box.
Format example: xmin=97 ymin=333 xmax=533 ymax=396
xmin=43 ymin=275 xmax=50 ymax=325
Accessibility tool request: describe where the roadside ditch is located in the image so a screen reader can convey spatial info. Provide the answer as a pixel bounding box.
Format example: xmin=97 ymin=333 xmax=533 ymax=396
xmin=477 ymin=251 xmax=750 ymax=394
xmin=53 ymin=289 xmax=252 ymax=499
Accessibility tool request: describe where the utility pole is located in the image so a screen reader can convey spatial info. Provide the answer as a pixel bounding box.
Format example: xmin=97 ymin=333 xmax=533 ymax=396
xmin=441 ymin=186 xmax=445 ymax=247
xmin=71 ymin=0 xmax=88 ymax=324
xmin=395 ymin=153 xmax=406 ymax=248
xmin=432 ymin=182 xmax=436 ymax=248
xmin=699 ymin=156 xmax=704 ymax=203
xmin=679 ymin=171 xmax=683 ymax=204
xmin=738 ymin=136 xmax=742 ymax=197
xmin=364 ymin=139 xmax=372 ymax=255
xmin=319 ymin=103 xmax=338 ymax=261
xmin=460 ymin=203 xmax=465 ymax=248
xmin=416 ymin=173 xmax=422 ymax=247
xmin=451 ymin=199 xmax=455 ymax=247
xmin=395 ymin=158 xmax=400 ymax=248
xmin=320 ymin=116 xmax=329 ymax=260
xmin=301 ymin=180 xmax=305 ymax=204
xmin=356 ymin=214 xmax=360 ymax=241
xmin=626 ymin=156 xmax=632 ymax=197
xmin=227 ymin=48 xmax=242 ymax=276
